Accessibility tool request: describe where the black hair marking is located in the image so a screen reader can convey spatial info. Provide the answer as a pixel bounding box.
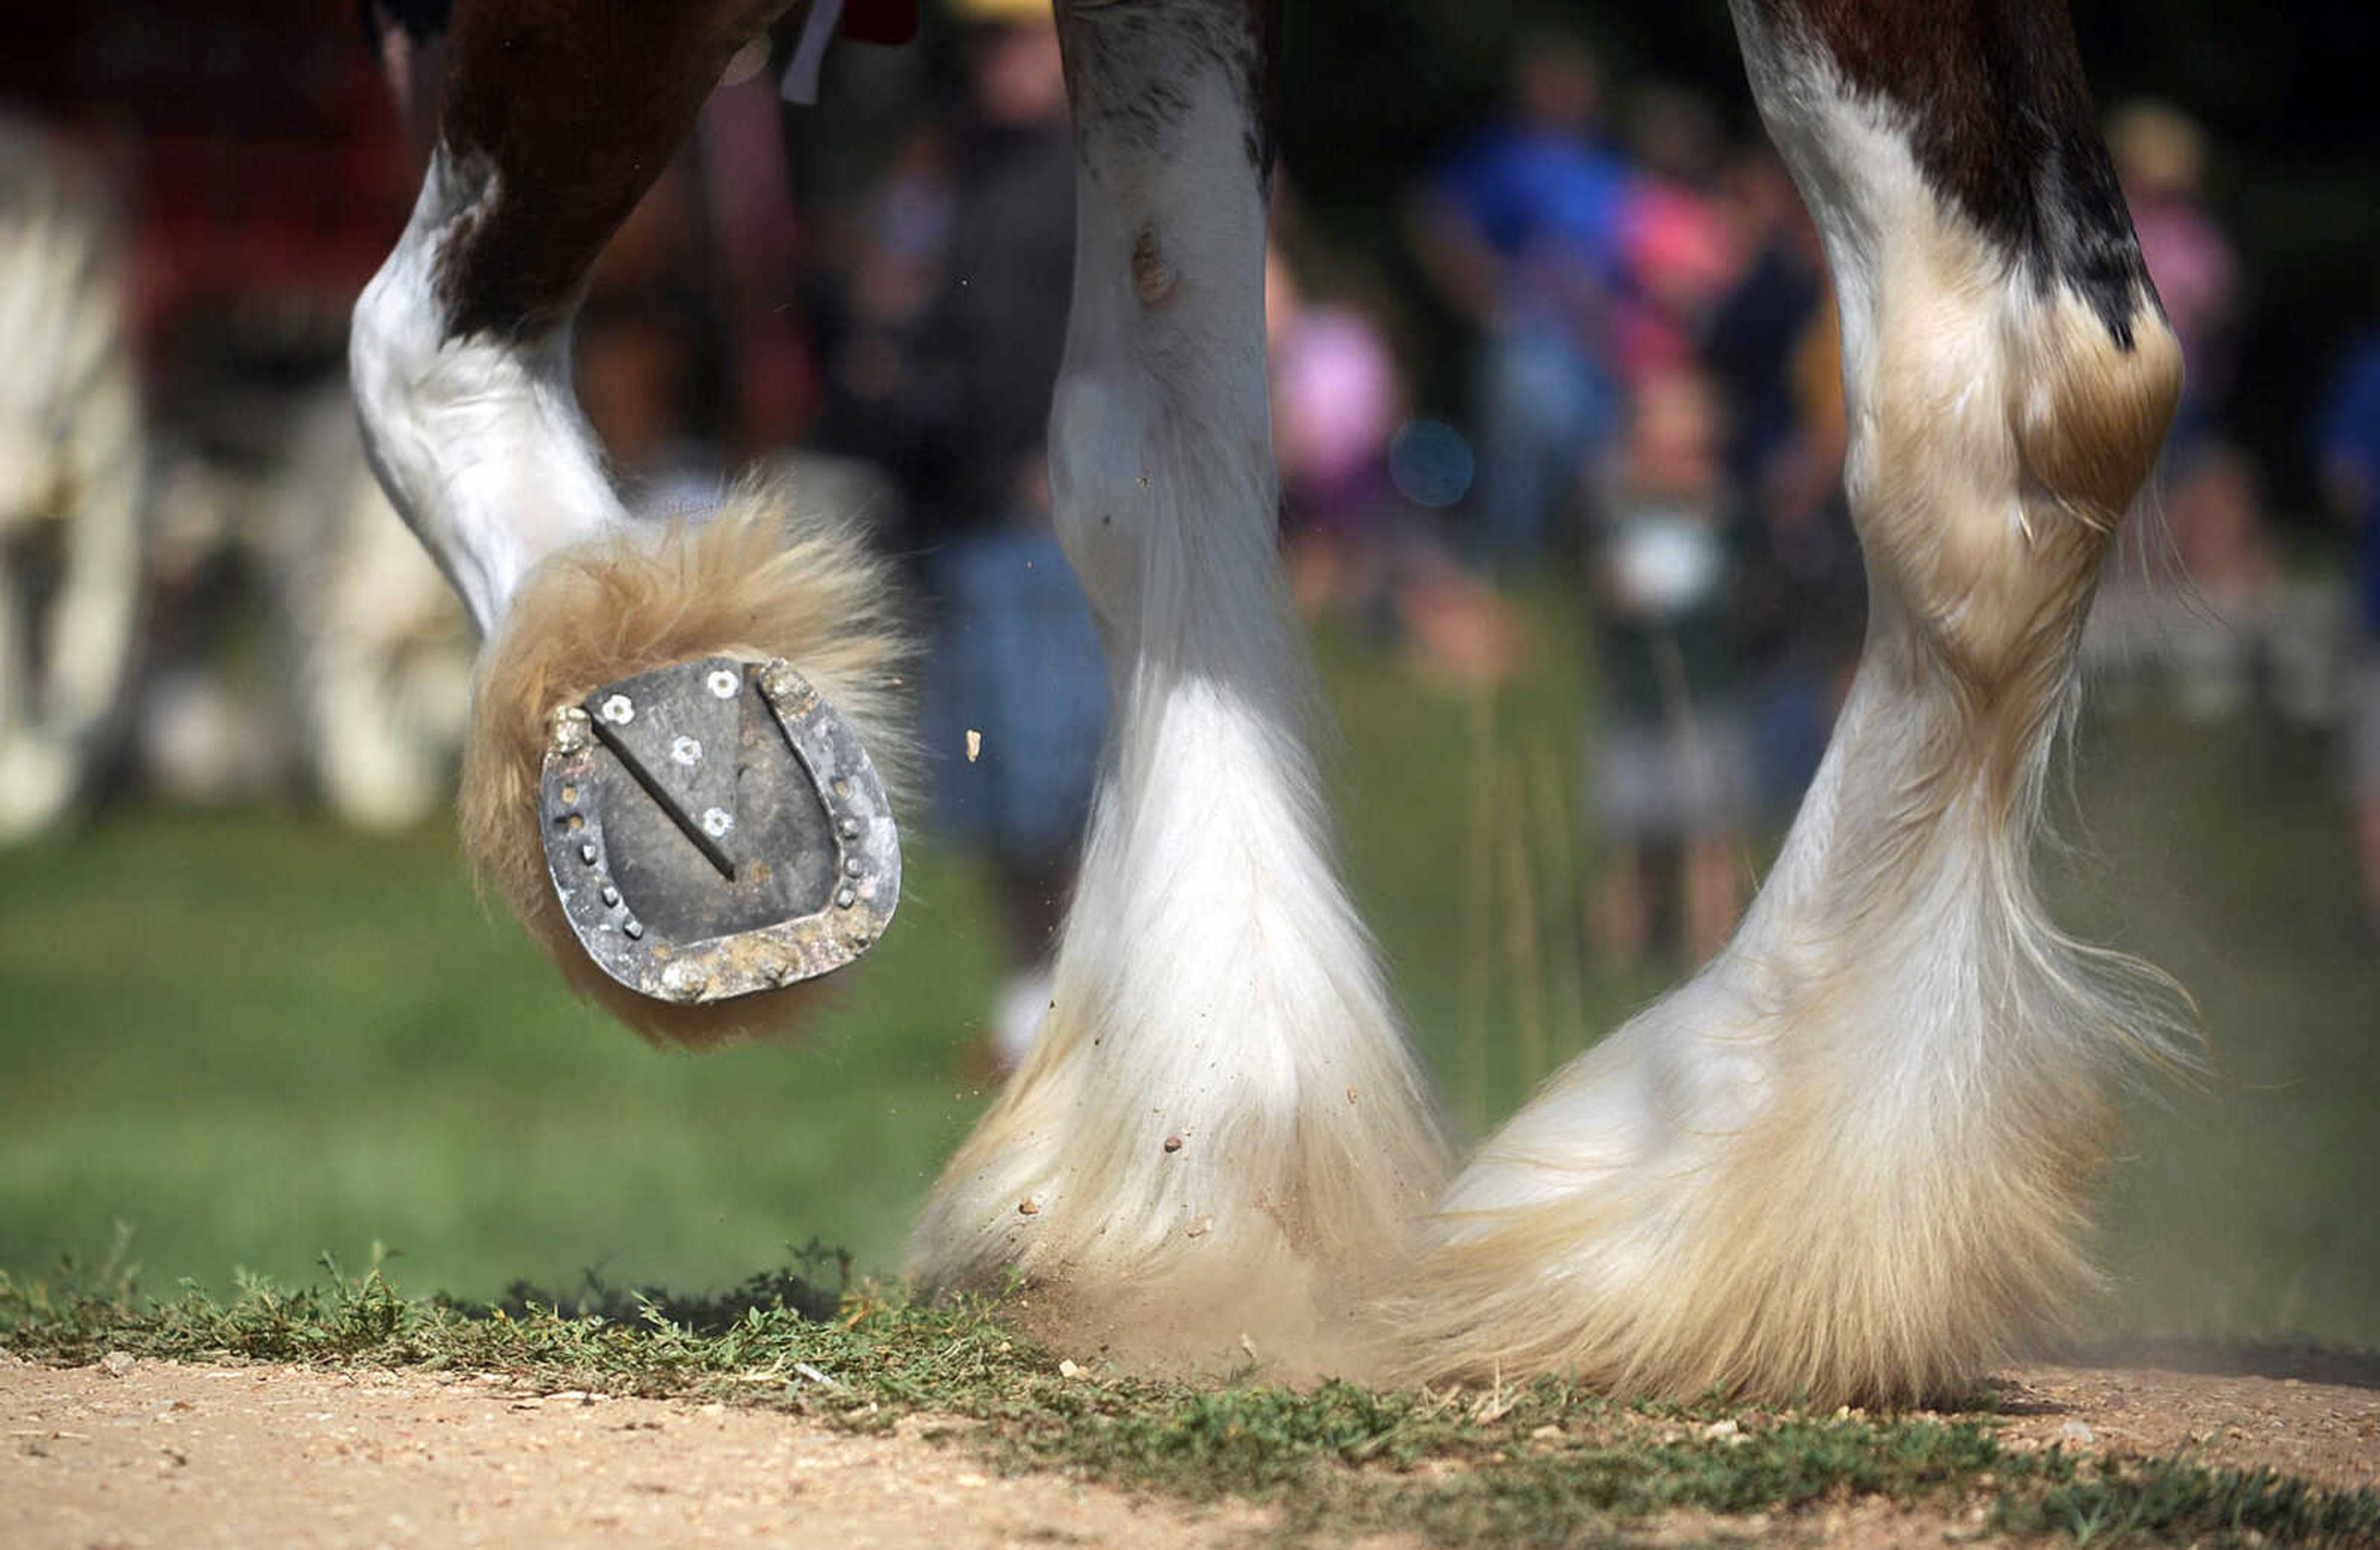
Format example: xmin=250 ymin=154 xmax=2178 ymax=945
xmin=1759 ymin=0 xmax=2159 ymax=348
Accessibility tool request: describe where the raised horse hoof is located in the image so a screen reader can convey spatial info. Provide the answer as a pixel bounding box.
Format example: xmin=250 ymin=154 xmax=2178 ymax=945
xmin=457 ymin=490 xmax=912 ymax=1047
xmin=538 ymin=655 xmax=899 ymax=1004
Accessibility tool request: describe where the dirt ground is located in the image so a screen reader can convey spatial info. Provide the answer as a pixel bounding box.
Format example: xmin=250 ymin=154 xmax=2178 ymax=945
xmin=2 ymin=1349 xmax=2373 ymax=1550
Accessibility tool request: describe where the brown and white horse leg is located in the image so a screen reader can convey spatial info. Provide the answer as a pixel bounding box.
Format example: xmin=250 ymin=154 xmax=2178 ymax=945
xmin=1388 ymin=0 xmax=2184 ymax=1405
xmin=909 ymin=0 xmax=1449 ymax=1357
xmin=352 ymin=0 xmax=909 ymax=1044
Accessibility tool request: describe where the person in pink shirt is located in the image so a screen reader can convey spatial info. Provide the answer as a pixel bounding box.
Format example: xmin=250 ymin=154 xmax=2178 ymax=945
xmin=2110 ymin=99 xmax=2240 ymax=451
xmin=1611 ymin=87 xmax=1740 ymax=390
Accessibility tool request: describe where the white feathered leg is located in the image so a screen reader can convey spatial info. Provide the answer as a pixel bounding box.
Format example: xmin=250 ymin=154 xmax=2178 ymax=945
xmin=1388 ymin=0 xmax=2187 ymax=1406
xmin=909 ymin=0 xmax=1448 ymax=1358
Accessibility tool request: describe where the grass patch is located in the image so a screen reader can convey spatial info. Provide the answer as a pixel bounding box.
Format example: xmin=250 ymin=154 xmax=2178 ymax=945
xmin=6 ymin=1259 xmax=2374 ymax=1548
xmin=3 ymin=612 xmax=2374 ymax=1344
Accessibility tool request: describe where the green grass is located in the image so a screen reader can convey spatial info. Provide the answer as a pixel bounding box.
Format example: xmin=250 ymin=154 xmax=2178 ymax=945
xmin=4 ymin=623 xmax=2374 ymax=1541
xmin=0 ymin=809 xmax=1006 ymax=1295
xmin=2056 ymin=714 xmax=2380 ymax=1346
xmin=5 ymin=1262 xmax=2374 ymax=1547
xmin=1 ymin=598 xmax=2375 ymax=1348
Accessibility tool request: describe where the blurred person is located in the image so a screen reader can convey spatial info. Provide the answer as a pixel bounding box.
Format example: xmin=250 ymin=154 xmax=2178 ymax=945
xmin=2110 ymin=100 xmax=2241 ymax=456
xmin=1584 ymin=369 xmax=1748 ymax=964
xmin=1611 ymin=86 xmax=1740 ymax=390
xmin=1702 ymin=148 xmax=1826 ymax=501
xmin=2317 ymin=328 xmax=2380 ymax=928
xmin=1408 ymin=33 xmax=1631 ymax=570
xmin=1736 ymin=476 xmax=1862 ymax=814
xmin=1269 ymin=245 xmax=1402 ymax=613
xmin=819 ymin=128 xmax=956 ymax=423
xmin=1701 ymin=145 xmax=1859 ymax=814
xmin=828 ymin=0 xmax=1106 ymax=1070
xmin=1266 ymin=244 xmax=1519 ymax=685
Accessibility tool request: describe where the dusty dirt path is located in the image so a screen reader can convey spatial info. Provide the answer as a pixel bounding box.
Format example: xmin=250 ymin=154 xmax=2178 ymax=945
xmin=2 ymin=1350 xmax=2373 ymax=1550
xmin=1992 ymin=1359 xmax=2379 ymax=1493
xmin=0 ymin=1352 xmax=1268 ymax=1550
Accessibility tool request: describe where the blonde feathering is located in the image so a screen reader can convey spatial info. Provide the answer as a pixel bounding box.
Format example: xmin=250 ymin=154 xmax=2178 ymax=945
xmin=1381 ymin=242 xmax=2187 ymax=1406
xmin=458 ymin=482 xmax=912 ymax=1047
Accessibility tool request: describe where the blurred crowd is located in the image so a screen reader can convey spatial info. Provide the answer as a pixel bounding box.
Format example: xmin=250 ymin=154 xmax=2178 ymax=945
xmin=4 ymin=1 xmax=2378 ymax=1039
xmin=1405 ymin=35 xmax=1852 ymax=962
xmin=1336 ymin=37 xmax=2380 ymax=951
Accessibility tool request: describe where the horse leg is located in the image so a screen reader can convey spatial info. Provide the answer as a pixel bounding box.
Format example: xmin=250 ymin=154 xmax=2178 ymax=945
xmin=352 ymin=0 xmax=909 ymax=1042
xmin=909 ymin=0 xmax=1449 ymax=1358
xmin=1389 ymin=0 xmax=2185 ymax=1406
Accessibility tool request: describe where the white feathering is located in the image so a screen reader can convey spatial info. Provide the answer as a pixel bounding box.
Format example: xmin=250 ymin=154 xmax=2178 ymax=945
xmin=1384 ymin=33 xmax=2187 ymax=1406
xmin=910 ymin=58 xmax=1450 ymax=1358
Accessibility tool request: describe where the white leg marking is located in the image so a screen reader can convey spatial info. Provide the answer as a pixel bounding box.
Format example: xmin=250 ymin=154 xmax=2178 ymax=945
xmin=350 ymin=151 xmax=626 ymax=636
xmin=912 ymin=60 xmax=1448 ymax=1357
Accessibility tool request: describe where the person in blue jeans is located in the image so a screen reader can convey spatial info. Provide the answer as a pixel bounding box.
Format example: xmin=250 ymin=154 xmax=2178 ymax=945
xmin=821 ymin=0 xmax=1108 ymax=1065
xmin=1409 ymin=33 xmax=1632 ymax=570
